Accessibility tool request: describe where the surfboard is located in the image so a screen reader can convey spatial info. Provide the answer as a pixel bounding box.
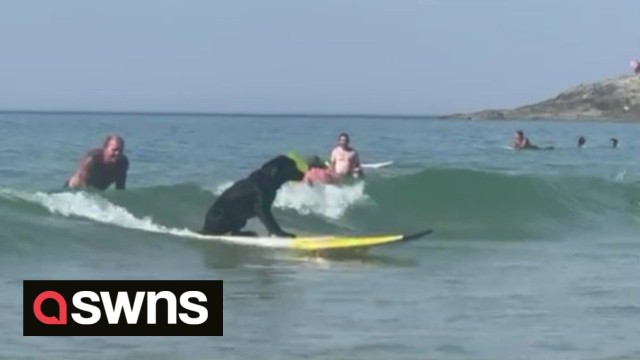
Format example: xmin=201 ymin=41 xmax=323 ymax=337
xmin=504 ymin=145 xmax=554 ymax=151
xmin=194 ymin=229 xmax=433 ymax=251
xmin=319 ymin=159 xmax=393 ymax=169
xmin=290 ymin=229 xmax=433 ymax=250
xmin=362 ymin=160 xmax=394 ymax=169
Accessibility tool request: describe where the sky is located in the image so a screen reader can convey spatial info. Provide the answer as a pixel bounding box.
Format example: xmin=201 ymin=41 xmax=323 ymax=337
xmin=0 ymin=0 xmax=638 ymax=115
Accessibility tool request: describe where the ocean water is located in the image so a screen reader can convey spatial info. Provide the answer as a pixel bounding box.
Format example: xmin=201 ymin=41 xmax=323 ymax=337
xmin=1 ymin=112 xmax=639 ymax=360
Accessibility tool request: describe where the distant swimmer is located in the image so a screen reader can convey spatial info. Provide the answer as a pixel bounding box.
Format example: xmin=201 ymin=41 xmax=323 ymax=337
xmin=64 ymin=135 xmax=129 ymax=190
xmin=577 ymin=136 xmax=586 ymax=148
xmin=513 ymin=130 xmax=533 ymax=149
xmin=303 ymin=155 xmax=338 ymax=185
xmin=513 ymin=130 xmax=554 ymax=150
xmin=611 ymin=138 xmax=619 ymax=148
xmin=329 ymin=132 xmax=364 ymax=179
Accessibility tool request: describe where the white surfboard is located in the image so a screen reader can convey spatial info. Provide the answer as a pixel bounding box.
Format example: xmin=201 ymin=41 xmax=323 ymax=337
xmin=362 ymin=161 xmax=394 ymax=169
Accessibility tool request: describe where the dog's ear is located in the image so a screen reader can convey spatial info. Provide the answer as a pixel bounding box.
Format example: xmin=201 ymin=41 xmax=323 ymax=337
xmin=264 ymin=164 xmax=279 ymax=178
xmin=281 ymin=158 xmax=304 ymax=181
xmin=260 ymin=155 xmax=303 ymax=182
xmin=260 ymin=156 xmax=287 ymax=178
xmin=261 ymin=155 xmax=304 ymax=183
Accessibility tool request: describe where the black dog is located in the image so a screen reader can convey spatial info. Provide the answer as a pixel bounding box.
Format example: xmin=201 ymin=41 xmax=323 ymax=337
xmin=202 ymin=155 xmax=304 ymax=237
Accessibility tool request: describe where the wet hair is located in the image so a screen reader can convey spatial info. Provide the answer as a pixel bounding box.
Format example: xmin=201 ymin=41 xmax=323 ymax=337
xmin=103 ymin=135 xmax=124 ymax=149
xmin=306 ymin=155 xmax=326 ymax=169
xmin=611 ymin=137 xmax=618 ymax=147
xmin=338 ymin=132 xmax=350 ymax=141
xmin=578 ymin=136 xmax=586 ymax=146
xmin=516 ymin=130 xmax=524 ymax=137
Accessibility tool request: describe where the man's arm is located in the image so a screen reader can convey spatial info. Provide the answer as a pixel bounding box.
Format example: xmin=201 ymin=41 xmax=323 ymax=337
xmin=115 ymin=158 xmax=129 ymax=190
xmin=67 ymin=156 xmax=94 ymax=188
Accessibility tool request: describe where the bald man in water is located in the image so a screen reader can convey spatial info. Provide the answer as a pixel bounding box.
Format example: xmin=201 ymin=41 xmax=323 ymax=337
xmin=64 ymin=135 xmax=130 ymax=190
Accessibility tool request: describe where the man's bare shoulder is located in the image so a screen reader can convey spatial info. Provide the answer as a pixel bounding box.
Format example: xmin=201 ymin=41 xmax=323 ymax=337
xmin=83 ymin=148 xmax=103 ymax=161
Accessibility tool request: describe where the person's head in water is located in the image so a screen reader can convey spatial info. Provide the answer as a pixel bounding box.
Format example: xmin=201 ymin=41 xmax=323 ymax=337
xmin=306 ymin=155 xmax=326 ymax=170
xmin=577 ymin=136 xmax=586 ymax=148
xmin=611 ymin=137 xmax=618 ymax=148
xmin=102 ymin=135 xmax=125 ymax=164
xmin=337 ymin=132 xmax=350 ymax=149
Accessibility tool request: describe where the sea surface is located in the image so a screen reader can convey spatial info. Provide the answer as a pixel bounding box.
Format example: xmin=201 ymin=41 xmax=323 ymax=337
xmin=1 ymin=112 xmax=639 ymax=360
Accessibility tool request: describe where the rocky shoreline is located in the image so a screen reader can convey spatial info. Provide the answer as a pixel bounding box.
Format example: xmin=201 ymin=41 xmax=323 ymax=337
xmin=439 ymin=75 xmax=640 ymax=121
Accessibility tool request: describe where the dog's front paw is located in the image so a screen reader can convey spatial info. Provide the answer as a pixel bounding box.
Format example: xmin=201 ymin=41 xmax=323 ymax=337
xmin=273 ymin=232 xmax=296 ymax=238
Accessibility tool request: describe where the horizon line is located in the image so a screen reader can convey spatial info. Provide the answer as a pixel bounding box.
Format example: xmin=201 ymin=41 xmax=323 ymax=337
xmin=0 ymin=109 xmax=442 ymax=119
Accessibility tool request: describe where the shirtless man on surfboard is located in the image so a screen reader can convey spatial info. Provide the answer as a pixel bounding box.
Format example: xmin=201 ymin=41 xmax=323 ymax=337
xmin=329 ymin=132 xmax=364 ymax=179
xmin=513 ymin=130 xmax=554 ymax=151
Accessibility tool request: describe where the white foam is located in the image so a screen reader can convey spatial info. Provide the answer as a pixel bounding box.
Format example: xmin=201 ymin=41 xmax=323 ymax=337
xmin=212 ymin=181 xmax=234 ymax=195
xmin=614 ymin=169 xmax=627 ymax=182
xmin=209 ymin=181 xmax=369 ymax=220
xmin=212 ymin=182 xmax=369 ymax=220
xmin=274 ymin=181 xmax=369 ymax=219
xmin=0 ymin=188 xmax=290 ymax=248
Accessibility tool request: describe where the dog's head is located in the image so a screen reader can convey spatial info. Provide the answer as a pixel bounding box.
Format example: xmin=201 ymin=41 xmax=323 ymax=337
xmin=258 ymin=155 xmax=305 ymax=186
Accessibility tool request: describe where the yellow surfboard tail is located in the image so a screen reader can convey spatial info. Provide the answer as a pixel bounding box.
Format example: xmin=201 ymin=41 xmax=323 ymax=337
xmin=291 ymin=229 xmax=433 ymax=251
